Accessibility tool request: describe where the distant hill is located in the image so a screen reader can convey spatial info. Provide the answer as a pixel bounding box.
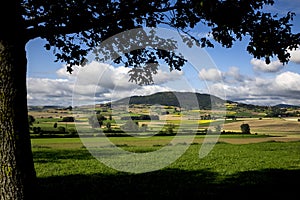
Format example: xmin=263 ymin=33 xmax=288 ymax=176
xmin=274 ymin=104 xmax=300 ymax=109
xmin=28 ymin=105 xmax=68 ymax=111
xmin=113 ymin=91 xmax=226 ymax=109
xmin=28 ymin=92 xmax=300 ymax=112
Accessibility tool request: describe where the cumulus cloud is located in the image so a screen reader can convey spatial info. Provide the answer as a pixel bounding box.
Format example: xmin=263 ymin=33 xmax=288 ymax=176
xmin=102 ymin=85 xmax=172 ymax=101
xmin=251 ymin=58 xmax=284 ymax=73
xmin=198 ymin=66 xmax=249 ymax=84
xmin=153 ymin=69 xmax=184 ymax=84
xmin=27 ymin=60 xmax=300 ymax=107
xmin=274 ymin=71 xmax=300 ymax=92
xmin=210 ymin=71 xmax=300 ymax=106
xmin=27 ymin=78 xmax=74 ymax=106
xmin=198 ymin=68 xmax=223 ymax=82
xmin=223 ymin=66 xmax=248 ymax=83
xmin=27 ymin=62 xmax=185 ymax=106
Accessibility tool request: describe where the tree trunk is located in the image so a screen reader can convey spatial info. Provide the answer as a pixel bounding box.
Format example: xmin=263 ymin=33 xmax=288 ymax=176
xmin=0 ymin=4 xmax=37 ymax=199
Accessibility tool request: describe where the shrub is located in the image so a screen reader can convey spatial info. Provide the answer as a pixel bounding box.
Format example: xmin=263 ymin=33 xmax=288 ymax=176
xmin=121 ymin=120 xmax=139 ymax=132
xmin=68 ymin=128 xmax=78 ymax=136
xmin=61 ymin=116 xmax=75 ymax=122
xmin=240 ymin=123 xmax=251 ymax=134
xmin=165 ymin=123 xmax=175 ymax=134
xmin=140 ymin=124 xmax=148 ymax=132
xmin=58 ymin=126 xmax=66 ymax=133
xmin=33 ymin=127 xmax=41 ymax=134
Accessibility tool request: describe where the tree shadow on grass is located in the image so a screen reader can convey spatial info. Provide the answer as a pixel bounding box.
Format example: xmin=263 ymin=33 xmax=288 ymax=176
xmin=33 ymin=148 xmax=93 ymax=163
xmin=35 ymin=168 xmax=300 ymax=200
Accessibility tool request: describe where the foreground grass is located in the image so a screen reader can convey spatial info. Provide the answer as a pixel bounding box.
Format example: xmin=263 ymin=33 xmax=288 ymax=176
xmin=32 ymin=138 xmax=300 ymax=199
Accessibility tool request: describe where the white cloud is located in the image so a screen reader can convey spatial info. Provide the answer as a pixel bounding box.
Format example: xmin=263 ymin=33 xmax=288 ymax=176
xmin=27 ymin=78 xmax=73 ymax=96
xmin=27 ymin=78 xmax=74 ymax=106
xmin=27 ymin=59 xmax=300 ymax=107
xmin=153 ymin=69 xmax=184 ymax=84
xmin=27 ymin=62 xmax=185 ymax=106
xmin=251 ymin=58 xmax=284 ymax=73
xmin=198 ymin=66 xmax=249 ymax=84
xmin=102 ymin=85 xmax=172 ymax=101
xmin=198 ymin=68 xmax=223 ymax=82
xmin=274 ymin=71 xmax=300 ymax=91
xmin=223 ymin=66 xmax=248 ymax=83
xmin=288 ymin=48 xmax=300 ymax=64
xmin=210 ymin=71 xmax=300 ymax=106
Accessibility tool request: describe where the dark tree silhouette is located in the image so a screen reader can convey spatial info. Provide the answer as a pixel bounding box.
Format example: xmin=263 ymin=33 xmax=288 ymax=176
xmin=241 ymin=123 xmax=251 ymax=134
xmin=1 ymin=0 xmax=300 ymax=199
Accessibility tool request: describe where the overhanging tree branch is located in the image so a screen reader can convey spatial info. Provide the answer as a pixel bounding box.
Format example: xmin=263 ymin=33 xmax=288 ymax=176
xmin=22 ymin=0 xmax=300 ymax=78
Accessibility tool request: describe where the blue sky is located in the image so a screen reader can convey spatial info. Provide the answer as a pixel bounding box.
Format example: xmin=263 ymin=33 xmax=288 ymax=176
xmin=25 ymin=0 xmax=300 ymax=106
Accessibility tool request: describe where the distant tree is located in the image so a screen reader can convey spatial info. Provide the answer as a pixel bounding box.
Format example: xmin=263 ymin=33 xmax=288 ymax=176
xmin=96 ymin=114 xmax=107 ymax=121
xmin=226 ymin=115 xmax=237 ymax=120
xmin=140 ymin=124 xmax=148 ymax=132
xmin=121 ymin=121 xmax=139 ymax=132
xmin=61 ymin=116 xmax=75 ymax=122
xmin=96 ymin=110 xmax=101 ymax=114
xmin=57 ymin=126 xmax=66 ymax=133
xmin=2 ymin=1 xmax=300 ymax=199
xmin=32 ymin=127 xmax=41 ymax=135
xmin=53 ymin=123 xmax=58 ymax=129
xmin=164 ymin=123 xmax=175 ymax=134
xmin=106 ymin=122 xmax=112 ymax=131
xmin=266 ymin=107 xmax=287 ymax=117
xmin=68 ymin=128 xmax=77 ymax=136
xmin=65 ymin=106 xmax=72 ymax=111
xmin=240 ymin=124 xmax=251 ymax=134
xmin=88 ymin=115 xmax=103 ymax=129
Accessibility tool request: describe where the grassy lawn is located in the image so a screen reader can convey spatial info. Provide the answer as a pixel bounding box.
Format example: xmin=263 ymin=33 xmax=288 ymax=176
xmin=32 ymin=137 xmax=300 ymax=199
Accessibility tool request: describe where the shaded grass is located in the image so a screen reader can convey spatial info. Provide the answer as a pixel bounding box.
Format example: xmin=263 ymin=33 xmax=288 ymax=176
xmin=35 ymin=169 xmax=300 ymax=200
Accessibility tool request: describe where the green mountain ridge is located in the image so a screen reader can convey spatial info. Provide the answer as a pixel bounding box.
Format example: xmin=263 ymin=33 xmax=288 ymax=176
xmin=114 ymin=91 xmax=227 ymax=110
xmin=27 ymin=92 xmax=300 ymax=111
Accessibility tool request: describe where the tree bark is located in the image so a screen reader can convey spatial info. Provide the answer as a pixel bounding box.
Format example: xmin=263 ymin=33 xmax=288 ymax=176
xmin=0 ymin=38 xmax=37 ymax=200
xmin=0 ymin=2 xmax=37 ymax=198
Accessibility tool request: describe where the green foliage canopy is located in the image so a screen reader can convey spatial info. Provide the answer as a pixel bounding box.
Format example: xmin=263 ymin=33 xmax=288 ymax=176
xmin=21 ymin=0 xmax=300 ymax=84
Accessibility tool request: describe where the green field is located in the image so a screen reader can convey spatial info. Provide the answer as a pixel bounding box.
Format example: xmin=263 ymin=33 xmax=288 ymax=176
xmin=29 ymin=107 xmax=300 ymax=199
xmin=32 ymin=137 xmax=300 ymax=199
